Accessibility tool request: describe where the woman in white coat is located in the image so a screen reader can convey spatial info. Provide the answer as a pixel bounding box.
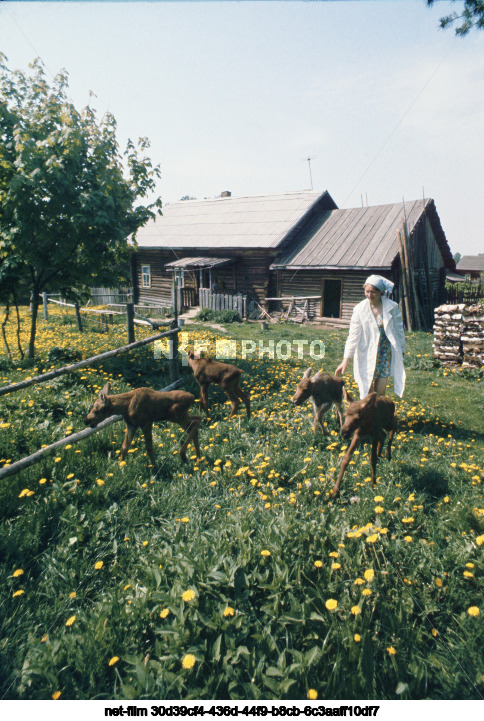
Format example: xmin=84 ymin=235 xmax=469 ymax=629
xmin=335 ymin=275 xmax=406 ymax=398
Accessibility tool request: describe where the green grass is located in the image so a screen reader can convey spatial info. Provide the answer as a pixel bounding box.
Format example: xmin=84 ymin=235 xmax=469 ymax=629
xmin=0 ymin=314 xmax=483 ymax=700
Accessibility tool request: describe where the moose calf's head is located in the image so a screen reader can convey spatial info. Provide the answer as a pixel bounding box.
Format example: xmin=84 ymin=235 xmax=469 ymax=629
xmin=340 ymin=393 xmax=377 ymax=439
xmin=291 ymin=367 xmax=314 ymax=406
xmin=84 ymin=383 xmax=113 ymax=428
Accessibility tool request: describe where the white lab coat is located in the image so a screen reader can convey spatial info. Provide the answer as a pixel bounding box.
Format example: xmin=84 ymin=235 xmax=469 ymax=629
xmin=344 ymin=297 xmax=406 ymax=398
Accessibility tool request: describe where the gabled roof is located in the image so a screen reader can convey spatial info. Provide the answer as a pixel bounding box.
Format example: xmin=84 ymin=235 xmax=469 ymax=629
xmin=271 ymin=198 xmax=453 ymax=270
xmin=456 ymin=254 xmax=484 ymax=272
xmin=135 ymin=191 xmax=337 ymax=250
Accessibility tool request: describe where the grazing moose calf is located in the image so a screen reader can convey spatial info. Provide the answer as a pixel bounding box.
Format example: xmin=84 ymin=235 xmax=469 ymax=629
xmin=84 ymin=383 xmax=201 ymax=464
xmin=187 ymin=351 xmax=250 ymax=419
xmin=330 ymin=391 xmax=396 ymax=498
xmin=291 ymin=368 xmax=345 ymax=435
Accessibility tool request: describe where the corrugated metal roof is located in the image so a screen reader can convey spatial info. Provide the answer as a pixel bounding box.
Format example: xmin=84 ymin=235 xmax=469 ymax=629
xmin=457 ymin=254 xmax=484 ymax=272
xmin=135 ymin=191 xmax=329 ymax=249
xmin=271 ymin=199 xmax=432 ymax=269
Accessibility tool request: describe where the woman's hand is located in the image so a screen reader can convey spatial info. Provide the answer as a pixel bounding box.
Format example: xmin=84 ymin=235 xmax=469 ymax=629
xmin=335 ymin=359 xmax=349 ymax=377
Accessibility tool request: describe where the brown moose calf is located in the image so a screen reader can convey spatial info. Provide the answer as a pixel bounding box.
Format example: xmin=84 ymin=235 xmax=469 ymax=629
xmin=292 ymin=368 xmax=345 ymax=435
xmin=187 ymin=351 xmax=250 ymax=419
xmin=84 ymin=383 xmax=201 ymax=464
xmin=331 ymin=392 xmax=396 ymax=498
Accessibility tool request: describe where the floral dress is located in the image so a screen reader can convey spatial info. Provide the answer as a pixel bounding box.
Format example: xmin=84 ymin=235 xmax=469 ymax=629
xmin=373 ymin=316 xmax=392 ymax=379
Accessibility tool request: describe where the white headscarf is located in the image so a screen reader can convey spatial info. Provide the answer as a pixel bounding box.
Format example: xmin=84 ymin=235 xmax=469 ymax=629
xmin=364 ymin=274 xmax=394 ymax=296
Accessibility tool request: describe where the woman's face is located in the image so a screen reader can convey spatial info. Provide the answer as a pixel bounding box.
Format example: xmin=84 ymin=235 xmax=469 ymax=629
xmin=364 ymin=284 xmax=382 ymax=303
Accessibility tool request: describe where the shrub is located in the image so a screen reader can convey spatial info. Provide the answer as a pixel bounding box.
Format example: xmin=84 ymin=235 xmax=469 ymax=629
xmin=195 ymin=309 xmax=241 ymax=323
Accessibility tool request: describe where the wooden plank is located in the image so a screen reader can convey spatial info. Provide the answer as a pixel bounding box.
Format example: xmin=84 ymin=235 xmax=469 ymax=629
xmin=0 ymin=378 xmax=184 ymax=481
xmin=0 ymin=327 xmax=180 ymax=398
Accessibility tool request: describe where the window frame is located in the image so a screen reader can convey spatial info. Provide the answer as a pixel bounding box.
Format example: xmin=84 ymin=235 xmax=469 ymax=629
xmin=141 ymin=264 xmax=151 ymax=288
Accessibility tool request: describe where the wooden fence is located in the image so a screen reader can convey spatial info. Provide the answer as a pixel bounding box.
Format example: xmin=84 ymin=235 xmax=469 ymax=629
xmin=89 ymin=286 xmax=132 ymax=304
xmin=0 ymin=325 xmax=183 ymax=480
xmin=199 ymin=288 xmax=247 ymax=317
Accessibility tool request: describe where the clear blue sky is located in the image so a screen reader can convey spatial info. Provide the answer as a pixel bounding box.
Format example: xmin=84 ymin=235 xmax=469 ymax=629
xmin=1 ymin=0 xmax=483 ymax=255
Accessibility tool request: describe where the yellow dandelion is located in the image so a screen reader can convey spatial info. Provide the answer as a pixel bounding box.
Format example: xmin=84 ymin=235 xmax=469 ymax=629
xmin=354 ymin=577 xmax=364 ymax=585
xmin=432 ymin=629 xmax=438 ymax=637
xmin=476 ymin=534 xmax=484 ymax=546
xmin=181 ymin=589 xmax=196 ymax=602
xmin=374 ymin=495 xmax=384 ymax=502
xmin=325 ymin=598 xmax=338 ymax=611
xmin=375 ymin=506 xmax=384 ymax=514
xmin=404 ymin=536 xmax=413 ymax=543
xmin=362 ymin=588 xmax=372 ymax=597
xmin=314 ymin=560 xmax=323 ymax=568
xmin=467 ymin=606 xmax=480 ymax=617
xmin=65 ymin=615 xmax=76 ymax=626
xmin=307 ymin=689 xmax=318 ymax=700
xmin=351 ymin=605 xmax=361 ymax=616
xmin=182 ymin=653 xmax=196 ymax=669
xmin=364 ymin=569 xmax=375 ymax=582
xmin=260 ymin=549 xmax=271 ymax=557
xmin=366 ymin=534 xmax=379 ymax=543
xmin=401 ymin=517 xmax=414 ymax=524
xmin=41 ymin=634 xmax=48 ymax=642
xmin=108 ymin=656 xmax=119 ymax=666
xmin=223 ymin=606 xmax=235 ymax=617
xmin=52 ymin=691 xmax=62 ymax=700
xmin=12 ymin=589 xmax=25 ymax=597
xmin=387 ymin=646 xmax=397 ymax=655
xmin=69 ymin=591 xmax=76 ymax=599
xmin=12 ymin=569 xmax=24 ymax=578
xmin=354 ymin=634 xmax=361 ymax=642
xmin=160 ymin=608 xmax=170 ymax=619
xmin=435 ymin=578 xmax=443 ymax=587
xmin=180 ymin=517 xmax=189 ymax=523
xmin=94 ymin=561 xmax=103 ymax=570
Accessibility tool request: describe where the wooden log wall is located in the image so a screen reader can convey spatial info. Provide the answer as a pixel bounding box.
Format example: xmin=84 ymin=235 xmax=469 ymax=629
xmin=134 ymin=248 xmax=278 ymax=307
xmin=433 ymin=303 xmax=484 ymax=367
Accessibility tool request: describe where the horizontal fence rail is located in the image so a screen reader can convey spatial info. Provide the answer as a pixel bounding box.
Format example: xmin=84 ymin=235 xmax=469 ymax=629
xmin=0 ymin=327 xmax=180 ymax=398
xmin=0 ymin=378 xmax=184 ymax=481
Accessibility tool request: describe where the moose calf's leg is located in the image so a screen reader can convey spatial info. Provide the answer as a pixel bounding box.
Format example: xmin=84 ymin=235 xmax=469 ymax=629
xmin=334 ymin=401 xmax=345 ymax=428
xmin=178 ymin=414 xmax=202 ymax=462
xmin=121 ymin=423 xmax=137 ymax=461
xmin=370 ymin=437 xmax=380 ymax=486
xmin=236 ymin=382 xmax=251 ymax=418
xmin=223 ymin=384 xmax=241 ymax=419
xmin=331 ymin=432 xmax=360 ymax=498
xmin=199 ymin=383 xmax=210 ymax=415
xmin=386 ymin=426 xmax=395 ymax=460
xmin=316 ymin=402 xmax=331 ymax=435
xmin=141 ymin=423 xmax=156 ymax=465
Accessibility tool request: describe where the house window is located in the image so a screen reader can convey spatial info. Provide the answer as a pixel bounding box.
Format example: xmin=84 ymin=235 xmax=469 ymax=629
xmin=142 ymin=265 xmax=151 ymax=288
xmin=174 ymin=268 xmax=185 ymax=288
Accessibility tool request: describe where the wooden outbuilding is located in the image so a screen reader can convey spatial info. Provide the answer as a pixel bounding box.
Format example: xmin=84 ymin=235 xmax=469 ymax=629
xmin=270 ymin=198 xmax=454 ymax=328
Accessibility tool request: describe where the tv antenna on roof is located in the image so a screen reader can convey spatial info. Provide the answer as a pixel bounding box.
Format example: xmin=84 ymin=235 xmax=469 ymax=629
xmin=303 ymin=156 xmax=316 ymax=190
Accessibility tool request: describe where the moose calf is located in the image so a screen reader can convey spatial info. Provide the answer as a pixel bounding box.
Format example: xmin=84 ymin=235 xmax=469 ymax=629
xmin=84 ymin=383 xmax=201 ymax=464
xmin=331 ymin=391 xmax=396 ymax=498
xmin=292 ymin=368 xmax=345 ymax=435
xmin=187 ymin=351 xmax=250 ymax=419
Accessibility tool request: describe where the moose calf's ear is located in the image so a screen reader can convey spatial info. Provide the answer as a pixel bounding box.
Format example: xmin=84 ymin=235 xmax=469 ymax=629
xmin=100 ymin=382 xmax=111 ymax=399
xmin=303 ymin=367 xmax=312 ymax=379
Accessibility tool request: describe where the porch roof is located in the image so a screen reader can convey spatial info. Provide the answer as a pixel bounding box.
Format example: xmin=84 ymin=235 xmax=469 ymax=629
xmin=164 ymin=256 xmax=234 ymax=270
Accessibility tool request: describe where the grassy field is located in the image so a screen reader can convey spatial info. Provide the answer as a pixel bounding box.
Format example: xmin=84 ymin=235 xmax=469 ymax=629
xmin=0 ymin=307 xmax=483 ymax=701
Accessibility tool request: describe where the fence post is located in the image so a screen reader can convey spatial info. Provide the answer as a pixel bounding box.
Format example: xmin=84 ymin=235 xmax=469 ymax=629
xmin=168 ymin=320 xmax=179 ymax=382
xmin=126 ymin=303 xmax=135 ymax=344
xmin=74 ymin=302 xmax=83 ymax=333
xmin=42 ymin=292 xmax=49 ymax=320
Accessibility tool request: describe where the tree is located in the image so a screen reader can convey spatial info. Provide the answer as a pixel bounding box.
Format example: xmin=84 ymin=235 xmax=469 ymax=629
xmin=0 ymin=55 xmax=162 ymax=358
xmin=454 ymin=252 xmax=462 ymax=264
xmin=427 ymin=0 xmax=484 ymax=35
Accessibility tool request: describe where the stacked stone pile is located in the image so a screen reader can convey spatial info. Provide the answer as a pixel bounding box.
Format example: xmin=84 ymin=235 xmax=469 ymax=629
xmin=433 ymin=303 xmax=484 ymax=367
